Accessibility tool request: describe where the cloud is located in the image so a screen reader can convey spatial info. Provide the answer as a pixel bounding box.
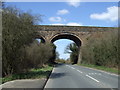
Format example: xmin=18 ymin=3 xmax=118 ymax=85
xmin=66 ymin=22 xmax=82 ymax=26
xmin=51 ymin=22 xmax=83 ymax=26
xmin=49 ymin=17 xmax=63 ymax=22
xmin=57 ymin=9 xmax=69 ymax=15
xmin=67 ymin=0 xmax=81 ymax=7
xmin=90 ymin=6 xmax=118 ymax=22
xmin=51 ymin=23 xmax=64 ymax=25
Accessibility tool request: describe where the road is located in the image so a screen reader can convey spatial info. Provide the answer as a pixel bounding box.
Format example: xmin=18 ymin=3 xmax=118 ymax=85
xmin=44 ymin=64 xmax=119 ymax=89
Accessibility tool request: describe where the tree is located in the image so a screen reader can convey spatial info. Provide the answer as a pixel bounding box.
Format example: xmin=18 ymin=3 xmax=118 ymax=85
xmin=49 ymin=44 xmax=56 ymax=64
xmin=2 ymin=5 xmax=41 ymax=76
xmin=56 ymin=51 xmax=60 ymax=60
xmin=65 ymin=43 xmax=79 ymax=64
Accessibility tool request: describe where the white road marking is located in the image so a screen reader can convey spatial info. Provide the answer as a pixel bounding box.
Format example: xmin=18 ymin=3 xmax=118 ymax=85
xmin=66 ymin=65 xmax=83 ymax=73
xmin=77 ymin=70 xmax=83 ymax=73
xmin=86 ymin=75 xmax=100 ymax=83
xmin=77 ymin=65 xmax=118 ymax=76
xmin=88 ymin=73 xmax=102 ymax=75
xmin=66 ymin=65 xmax=69 ymax=67
xmin=71 ymin=67 xmax=75 ymax=69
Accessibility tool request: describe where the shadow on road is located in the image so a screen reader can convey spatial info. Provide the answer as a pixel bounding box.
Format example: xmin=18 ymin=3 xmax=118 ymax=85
xmin=54 ymin=63 xmax=65 ymax=67
xmin=50 ymin=73 xmax=66 ymax=79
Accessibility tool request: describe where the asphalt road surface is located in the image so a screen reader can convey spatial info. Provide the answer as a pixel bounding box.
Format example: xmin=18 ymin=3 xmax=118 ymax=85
xmin=44 ymin=64 xmax=119 ymax=89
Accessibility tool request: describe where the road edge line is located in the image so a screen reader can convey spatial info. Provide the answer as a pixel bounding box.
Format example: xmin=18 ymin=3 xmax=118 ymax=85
xmin=43 ymin=66 xmax=55 ymax=89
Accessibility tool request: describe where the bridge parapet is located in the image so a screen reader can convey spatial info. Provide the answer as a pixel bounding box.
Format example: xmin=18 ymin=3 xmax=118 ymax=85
xmin=35 ymin=25 xmax=117 ymax=32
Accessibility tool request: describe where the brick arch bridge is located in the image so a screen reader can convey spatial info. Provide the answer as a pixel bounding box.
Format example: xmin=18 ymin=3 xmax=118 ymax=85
xmin=35 ymin=25 xmax=117 ymax=64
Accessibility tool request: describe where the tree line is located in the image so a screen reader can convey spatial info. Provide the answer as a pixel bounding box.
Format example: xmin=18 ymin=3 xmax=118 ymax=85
xmin=2 ymin=4 xmax=56 ymax=77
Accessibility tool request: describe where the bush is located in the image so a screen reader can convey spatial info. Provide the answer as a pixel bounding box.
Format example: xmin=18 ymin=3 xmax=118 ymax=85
xmin=22 ymin=41 xmax=55 ymax=69
xmin=81 ymin=30 xmax=118 ymax=68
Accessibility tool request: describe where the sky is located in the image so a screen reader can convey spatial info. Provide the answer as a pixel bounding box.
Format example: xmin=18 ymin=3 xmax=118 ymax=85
xmin=6 ymin=2 xmax=118 ymax=60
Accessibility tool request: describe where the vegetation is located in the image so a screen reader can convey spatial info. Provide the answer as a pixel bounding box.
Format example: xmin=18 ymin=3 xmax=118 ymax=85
xmin=2 ymin=65 xmax=53 ymax=83
xmin=78 ymin=30 xmax=119 ymax=74
xmin=55 ymin=51 xmax=60 ymax=60
xmin=21 ymin=41 xmax=55 ymax=69
xmin=81 ymin=30 xmax=118 ymax=69
xmin=55 ymin=59 xmax=66 ymax=64
xmin=78 ymin=63 xmax=118 ymax=74
xmin=49 ymin=44 xmax=57 ymax=64
xmin=65 ymin=43 xmax=79 ymax=64
xmin=2 ymin=5 xmax=38 ymax=76
xmin=2 ymin=3 xmax=56 ymax=79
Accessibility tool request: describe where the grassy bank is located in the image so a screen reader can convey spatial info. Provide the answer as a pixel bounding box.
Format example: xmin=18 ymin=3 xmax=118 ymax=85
xmin=77 ymin=64 xmax=119 ymax=75
xmin=2 ymin=65 xmax=53 ymax=84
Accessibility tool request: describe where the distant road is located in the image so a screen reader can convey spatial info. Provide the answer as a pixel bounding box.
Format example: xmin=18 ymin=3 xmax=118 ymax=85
xmin=44 ymin=64 xmax=119 ymax=89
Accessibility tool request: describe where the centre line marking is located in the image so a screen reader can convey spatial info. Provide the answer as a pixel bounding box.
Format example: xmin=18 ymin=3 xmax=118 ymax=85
xmin=77 ymin=70 xmax=83 ymax=73
xmin=86 ymin=75 xmax=99 ymax=83
xmin=71 ymin=67 xmax=75 ymax=69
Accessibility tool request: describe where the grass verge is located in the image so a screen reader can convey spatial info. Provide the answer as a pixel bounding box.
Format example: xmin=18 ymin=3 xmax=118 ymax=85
xmin=77 ymin=64 xmax=119 ymax=75
xmin=2 ymin=65 xmax=53 ymax=84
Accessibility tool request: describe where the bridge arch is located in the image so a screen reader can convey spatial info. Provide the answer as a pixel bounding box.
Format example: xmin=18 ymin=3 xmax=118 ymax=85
xmin=50 ymin=33 xmax=82 ymax=47
xmin=50 ymin=33 xmax=82 ymax=64
xmin=35 ymin=34 xmax=46 ymax=43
